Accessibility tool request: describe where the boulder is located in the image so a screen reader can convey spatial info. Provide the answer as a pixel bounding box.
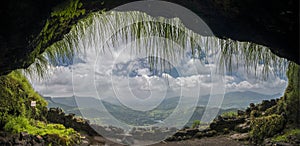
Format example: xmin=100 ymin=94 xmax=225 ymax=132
xmin=34 ymin=135 xmax=44 ymax=143
xmin=173 ymin=131 xmax=186 ymax=137
xmin=188 ymin=128 xmax=199 ymax=135
xmin=235 ymin=123 xmax=250 ymax=133
xmin=230 ymin=133 xmax=249 ymax=141
xmin=237 ymin=110 xmax=245 ymax=116
xmin=93 ymin=136 xmax=105 ymax=144
xmin=210 ymin=117 xmax=245 ymax=132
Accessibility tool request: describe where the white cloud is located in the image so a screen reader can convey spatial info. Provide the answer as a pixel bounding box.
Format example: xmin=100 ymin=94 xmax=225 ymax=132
xmin=28 ymin=18 xmax=287 ymax=103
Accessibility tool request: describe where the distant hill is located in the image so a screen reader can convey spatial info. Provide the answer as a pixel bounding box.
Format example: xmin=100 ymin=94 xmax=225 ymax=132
xmin=43 ymin=91 xmax=280 ymax=126
xmin=198 ymin=91 xmax=281 ymax=109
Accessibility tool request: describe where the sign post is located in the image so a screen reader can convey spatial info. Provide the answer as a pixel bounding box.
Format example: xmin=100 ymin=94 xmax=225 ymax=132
xmin=30 ymin=101 xmax=36 ymax=118
xmin=30 ymin=101 xmax=36 ymax=107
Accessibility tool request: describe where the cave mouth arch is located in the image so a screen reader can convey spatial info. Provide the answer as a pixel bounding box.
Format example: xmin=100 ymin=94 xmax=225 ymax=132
xmin=26 ymin=1 xmax=290 ymax=144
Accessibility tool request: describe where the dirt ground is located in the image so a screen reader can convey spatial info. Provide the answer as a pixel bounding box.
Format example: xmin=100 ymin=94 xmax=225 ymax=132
xmin=89 ymin=135 xmax=247 ymax=146
xmin=151 ymin=135 xmax=246 ymax=146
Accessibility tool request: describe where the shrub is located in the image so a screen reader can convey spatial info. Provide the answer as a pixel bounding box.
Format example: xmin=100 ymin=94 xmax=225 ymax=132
xmin=4 ymin=116 xmax=80 ymax=145
xmin=250 ymin=114 xmax=286 ymax=143
xmin=4 ymin=116 xmax=31 ymax=133
xmin=221 ymin=111 xmax=238 ymax=118
xmin=250 ymin=110 xmax=261 ymax=118
xmin=272 ymin=128 xmax=300 ymax=143
xmin=191 ymin=120 xmax=201 ymax=128
xmin=0 ymin=71 xmax=48 ymax=125
xmin=275 ymin=63 xmax=300 ymax=125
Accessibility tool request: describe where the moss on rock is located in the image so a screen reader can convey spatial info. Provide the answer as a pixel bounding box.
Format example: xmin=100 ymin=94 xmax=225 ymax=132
xmin=4 ymin=116 xmax=81 ymax=146
xmin=250 ymin=114 xmax=286 ymax=143
xmin=0 ymin=71 xmax=47 ymax=127
xmin=25 ymin=0 xmax=86 ymax=77
xmin=277 ymin=63 xmax=300 ymax=126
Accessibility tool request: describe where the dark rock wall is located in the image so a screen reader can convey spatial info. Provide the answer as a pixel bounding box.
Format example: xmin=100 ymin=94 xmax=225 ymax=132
xmin=0 ymin=0 xmax=298 ymax=75
xmin=0 ymin=0 xmax=61 ymax=75
xmin=47 ymin=108 xmax=98 ymax=136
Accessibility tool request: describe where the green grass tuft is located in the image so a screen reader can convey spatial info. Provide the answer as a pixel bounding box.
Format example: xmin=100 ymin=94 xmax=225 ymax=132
xmin=250 ymin=114 xmax=286 ymax=143
xmin=191 ymin=120 xmax=201 ymax=128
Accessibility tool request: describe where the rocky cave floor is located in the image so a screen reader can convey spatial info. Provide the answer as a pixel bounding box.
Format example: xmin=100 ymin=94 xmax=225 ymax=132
xmin=0 ymin=99 xmax=299 ymax=146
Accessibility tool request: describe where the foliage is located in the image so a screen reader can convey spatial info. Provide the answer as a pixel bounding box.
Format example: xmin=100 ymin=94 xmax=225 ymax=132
xmin=271 ymin=128 xmax=300 ymax=143
xmin=221 ymin=111 xmax=237 ymax=118
xmin=4 ymin=116 xmax=81 ymax=146
xmin=26 ymin=10 xmax=286 ymax=80
xmin=277 ymin=62 xmax=300 ymax=125
xmin=0 ymin=71 xmax=47 ymax=127
xmin=4 ymin=116 xmax=31 ymax=133
xmin=191 ymin=120 xmax=201 ymax=128
xmin=250 ymin=110 xmax=261 ymax=118
xmin=263 ymin=62 xmax=300 ymax=126
xmin=25 ymin=0 xmax=86 ymax=79
xmin=264 ymin=105 xmax=278 ymax=115
xmin=250 ymin=114 xmax=286 ymax=143
xmin=248 ymin=63 xmax=299 ymax=144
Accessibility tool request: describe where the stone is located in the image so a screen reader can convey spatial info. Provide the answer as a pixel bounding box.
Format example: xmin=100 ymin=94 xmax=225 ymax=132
xmin=93 ymin=136 xmax=105 ymax=144
xmin=20 ymin=132 xmax=30 ymax=141
xmin=210 ymin=117 xmax=245 ymax=132
xmin=237 ymin=110 xmax=245 ymax=116
xmin=81 ymin=140 xmax=89 ymax=146
xmin=0 ymin=132 xmax=7 ymax=137
xmin=34 ymin=135 xmax=44 ymax=143
xmin=273 ymin=142 xmax=293 ymax=146
xmin=0 ymin=137 xmax=7 ymax=143
xmin=270 ymin=99 xmax=276 ymax=105
xmin=230 ymin=133 xmax=249 ymax=141
xmin=194 ymin=129 xmax=217 ymax=138
xmin=235 ymin=123 xmax=250 ymax=133
xmin=121 ymin=136 xmax=134 ymax=145
xmin=258 ymin=100 xmax=272 ymax=111
xmin=194 ymin=132 xmax=205 ymax=139
xmin=205 ymin=130 xmax=217 ymax=137
xmin=186 ymin=128 xmax=199 ymax=136
xmin=174 ymin=131 xmax=186 ymax=137
xmin=165 ymin=136 xmax=176 ymax=142
xmin=13 ymin=138 xmax=25 ymax=145
xmin=245 ymin=108 xmax=251 ymax=116
xmin=250 ymin=103 xmax=255 ymax=108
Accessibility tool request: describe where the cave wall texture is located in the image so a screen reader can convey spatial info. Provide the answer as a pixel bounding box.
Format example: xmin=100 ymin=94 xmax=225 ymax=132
xmin=0 ymin=0 xmax=299 ymax=75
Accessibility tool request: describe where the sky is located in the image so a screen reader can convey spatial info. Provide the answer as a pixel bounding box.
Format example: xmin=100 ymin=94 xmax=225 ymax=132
xmin=29 ymin=40 xmax=287 ymax=102
xmin=28 ymin=11 xmax=288 ymax=107
xmin=21 ymin=8 xmax=290 ymax=144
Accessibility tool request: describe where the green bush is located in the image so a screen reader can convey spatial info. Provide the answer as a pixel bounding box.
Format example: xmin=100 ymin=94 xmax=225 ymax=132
xmin=250 ymin=114 xmax=286 ymax=143
xmin=272 ymin=128 xmax=300 ymax=143
xmin=0 ymin=71 xmax=48 ymax=126
xmin=250 ymin=110 xmax=261 ymax=118
xmin=4 ymin=116 xmax=80 ymax=145
xmin=4 ymin=116 xmax=31 ymax=133
xmin=192 ymin=120 xmax=201 ymax=128
xmin=221 ymin=111 xmax=238 ymax=118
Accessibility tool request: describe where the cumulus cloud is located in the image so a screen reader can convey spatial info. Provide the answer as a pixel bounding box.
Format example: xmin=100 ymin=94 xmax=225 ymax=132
xmin=28 ymin=27 xmax=287 ymax=103
xmin=30 ymin=49 xmax=287 ymax=101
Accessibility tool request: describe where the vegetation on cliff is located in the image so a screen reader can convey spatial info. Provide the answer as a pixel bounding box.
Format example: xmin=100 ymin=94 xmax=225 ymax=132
xmin=0 ymin=0 xmax=298 ymax=145
xmin=0 ymin=71 xmax=47 ymax=126
xmin=4 ymin=116 xmax=81 ymax=145
xmin=0 ymin=71 xmax=82 ymax=145
xmin=25 ymin=0 xmax=86 ymax=79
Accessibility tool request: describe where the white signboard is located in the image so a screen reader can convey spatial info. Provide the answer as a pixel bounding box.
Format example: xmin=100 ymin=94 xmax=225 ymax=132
xmin=31 ymin=101 xmax=36 ymax=107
